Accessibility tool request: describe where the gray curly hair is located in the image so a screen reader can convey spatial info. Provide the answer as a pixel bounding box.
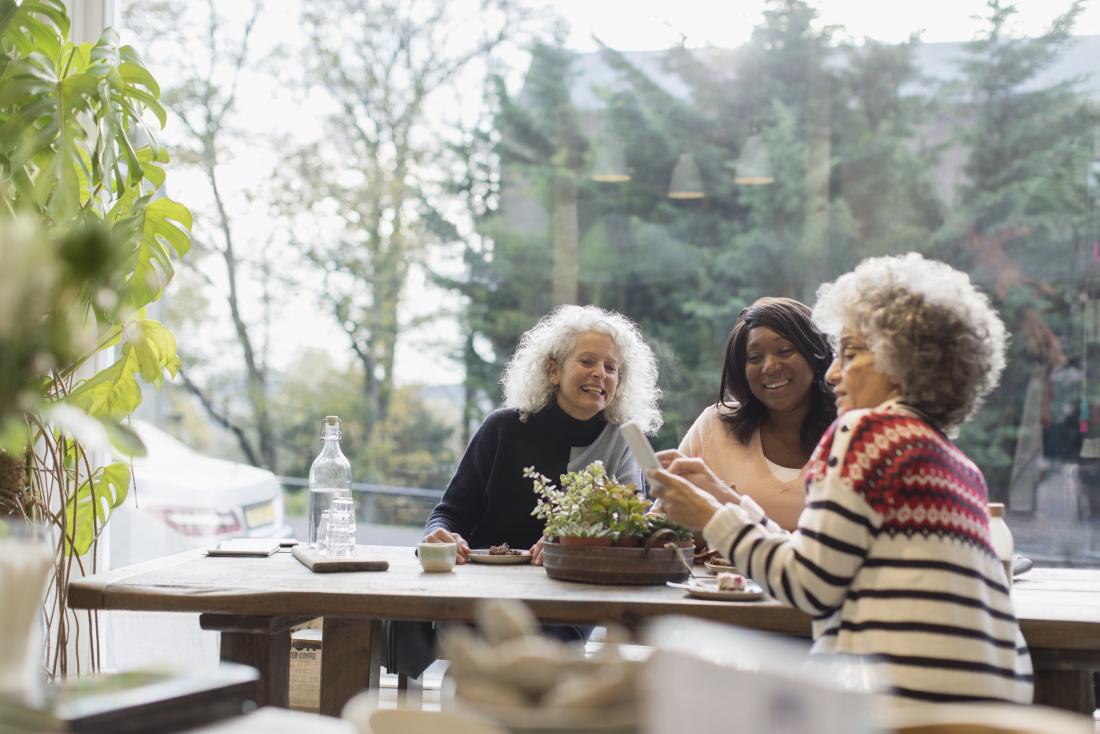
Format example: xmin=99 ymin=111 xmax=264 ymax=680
xmin=812 ymin=253 xmax=1007 ymax=432
xmin=500 ymin=305 xmax=663 ymax=434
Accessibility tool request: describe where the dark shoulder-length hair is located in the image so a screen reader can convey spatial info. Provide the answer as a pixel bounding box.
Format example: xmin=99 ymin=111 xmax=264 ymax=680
xmin=717 ymin=296 xmax=836 ymax=452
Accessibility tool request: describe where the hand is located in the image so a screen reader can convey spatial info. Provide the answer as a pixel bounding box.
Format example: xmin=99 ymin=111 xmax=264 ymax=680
xmin=529 ymin=537 xmax=547 ymax=566
xmin=647 ymin=468 xmax=724 ymax=532
xmin=424 ymin=528 xmax=471 ymax=564
xmin=657 ymin=451 xmax=740 ymax=505
xmin=656 ymin=449 xmax=686 ymax=468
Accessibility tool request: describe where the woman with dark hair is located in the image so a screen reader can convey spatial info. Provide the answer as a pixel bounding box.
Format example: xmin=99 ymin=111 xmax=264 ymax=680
xmin=677 ymin=297 xmax=835 ymax=529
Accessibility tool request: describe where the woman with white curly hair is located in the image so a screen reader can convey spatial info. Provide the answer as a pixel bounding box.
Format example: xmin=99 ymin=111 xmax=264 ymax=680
xmin=385 ymin=305 xmax=661 ymax=680
xmin=422 ymin=303 xmax=661 ymax=564
xmin=651 ymin=253 xmax=1033 ymax=705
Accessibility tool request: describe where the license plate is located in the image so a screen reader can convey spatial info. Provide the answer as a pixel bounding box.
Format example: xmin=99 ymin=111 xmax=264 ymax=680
xmin=244 ymin=500 xmax=275 ymax=528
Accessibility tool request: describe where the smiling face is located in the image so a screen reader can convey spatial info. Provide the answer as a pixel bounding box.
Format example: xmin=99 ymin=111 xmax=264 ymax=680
xmin=744 ymin=326 xmax=815 ymax=417
xmin=548 ymin=330 xmax=621 ymax=421
xmin=826 ymin=326 xmax=902 ymax=415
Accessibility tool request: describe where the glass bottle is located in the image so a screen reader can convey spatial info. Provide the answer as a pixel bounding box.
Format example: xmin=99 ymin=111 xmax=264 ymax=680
xmin=988 ymin=502 xmax=1013 ymax=589
xmin=308 ymin=416 xmax=352 ymax=548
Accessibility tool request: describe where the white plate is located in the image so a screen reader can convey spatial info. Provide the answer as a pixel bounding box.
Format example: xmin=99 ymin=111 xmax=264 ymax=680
xmin=703 ymin=560 xmax=738 ymax=575
xmin=467 ymin=549 xmax=532 ymax=565
xmin=667 ymin=578 xmax=764 ymax=601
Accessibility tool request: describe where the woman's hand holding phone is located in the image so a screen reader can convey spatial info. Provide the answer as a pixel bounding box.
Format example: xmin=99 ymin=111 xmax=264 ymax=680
xmin=656 ymin=450 xmax=741 ymax=506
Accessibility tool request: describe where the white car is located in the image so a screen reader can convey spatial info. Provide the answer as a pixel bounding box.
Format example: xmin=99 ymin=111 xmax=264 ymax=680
xmin=107 ymin=420 xmax=292 ymax=569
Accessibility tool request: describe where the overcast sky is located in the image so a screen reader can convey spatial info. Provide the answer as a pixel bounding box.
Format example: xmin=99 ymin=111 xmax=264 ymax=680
xmin=557 ymin=0 xmax=1100 ymax=50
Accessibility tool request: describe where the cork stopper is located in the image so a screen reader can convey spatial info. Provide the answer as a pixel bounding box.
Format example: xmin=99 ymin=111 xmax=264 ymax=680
xmin=320 ymin=415 xmax=341 ymax=439
xmin=988 ymin=502 xmax=1005 ymax=518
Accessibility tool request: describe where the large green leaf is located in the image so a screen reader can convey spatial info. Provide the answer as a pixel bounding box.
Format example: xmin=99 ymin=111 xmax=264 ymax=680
xmin=0 ymin=0 xmax=68 ymax=62
xmin=125 ymin=319 xmax=179 ymax=386
xmin=66 ymin=348 xmax=141 ymax=420
xmin=1 ymin=48 xmax=98 ymax=221
xmin=64 ymin=460 xmax=129 ymax=556
xmin=128 ymin=197 xmax=192 ymax=308
xmin=1 ymin=27 xmax=171 ymax=222
xmin=66 ymin=318 xmax=180 ymax=417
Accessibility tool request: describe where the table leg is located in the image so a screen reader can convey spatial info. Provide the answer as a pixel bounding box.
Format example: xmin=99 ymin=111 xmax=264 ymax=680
xmin=199 ymin=614 xmax=311 ymax=709
xmin=219 ymin=629 xmax=290 ymax=707
xmin=320 ymin=618 xmax=383 ymax=717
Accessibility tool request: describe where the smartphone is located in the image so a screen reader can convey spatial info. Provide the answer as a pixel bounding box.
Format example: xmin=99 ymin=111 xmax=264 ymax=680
xmin=205 ymin=538 xmax=281 ymax=557
xmin=620 ymin=421 xmax=661 ymax=472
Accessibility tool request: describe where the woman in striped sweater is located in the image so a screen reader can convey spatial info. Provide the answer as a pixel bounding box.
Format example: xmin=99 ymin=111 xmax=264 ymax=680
xmin=652 ymin=253 xmax=1033 ymax=705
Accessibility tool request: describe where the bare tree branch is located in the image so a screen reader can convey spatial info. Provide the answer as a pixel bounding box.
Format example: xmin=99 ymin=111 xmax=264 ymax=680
xmin=177 ymin=367 xmax=262 ymax=468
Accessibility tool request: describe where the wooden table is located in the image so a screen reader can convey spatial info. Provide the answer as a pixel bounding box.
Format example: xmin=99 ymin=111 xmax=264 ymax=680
xmin=68 ymin=545 xmax=1100 ymax=716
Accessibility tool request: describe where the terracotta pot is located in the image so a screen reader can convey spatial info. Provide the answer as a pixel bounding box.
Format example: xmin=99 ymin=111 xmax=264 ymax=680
xmin=613 ymin=536 xmax=643 ymax=548
xmin=555 ymin=535 xmax=613 ymax=547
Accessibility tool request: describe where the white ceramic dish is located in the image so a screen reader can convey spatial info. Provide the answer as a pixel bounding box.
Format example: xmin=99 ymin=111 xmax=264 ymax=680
xmin=703 ymin=560 xmax=738 ymax=575
xmin=467 ymin=549 xmax=532 ymax=565
xmin=666 ymin=577 xmax=764 ymax=601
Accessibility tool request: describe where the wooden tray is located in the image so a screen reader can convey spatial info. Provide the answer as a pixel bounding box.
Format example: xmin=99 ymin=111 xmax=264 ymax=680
xmin=291 ymin=545 xmax=389 ymax=573
xmin=541 ymin=538 xmax=692 ymax=585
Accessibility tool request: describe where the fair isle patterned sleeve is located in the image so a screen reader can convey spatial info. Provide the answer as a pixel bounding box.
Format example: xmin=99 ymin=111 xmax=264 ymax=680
xmin=703 ymin=412 xmax=880 ymax=616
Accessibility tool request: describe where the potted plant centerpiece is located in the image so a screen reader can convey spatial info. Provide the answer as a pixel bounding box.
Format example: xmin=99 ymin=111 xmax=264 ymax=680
xmin=527 ymin=462 xmax=695 ymax=585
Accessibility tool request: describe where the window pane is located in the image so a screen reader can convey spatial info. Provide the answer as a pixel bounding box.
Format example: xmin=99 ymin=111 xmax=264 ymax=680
xmin=113 ymin=0 xmax=1100 ymax=571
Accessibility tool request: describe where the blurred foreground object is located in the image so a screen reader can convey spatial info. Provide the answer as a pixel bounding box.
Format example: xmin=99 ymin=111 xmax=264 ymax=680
xmin=642 ymin=616 xmax=878 ymax=734
xmin=439 ymin=599 xmax=640 ymax=733
xmin=0 ymin=537 xmax=52 ymax=706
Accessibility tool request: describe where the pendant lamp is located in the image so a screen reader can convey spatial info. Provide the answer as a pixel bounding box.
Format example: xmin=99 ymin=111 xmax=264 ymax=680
xmin=590 ymin=139 xmax=631 ymax=182
xmin=668 ymin=153 xmax=705 ymax=199
xmin=733 ymin=133 xmax=774 ymax=185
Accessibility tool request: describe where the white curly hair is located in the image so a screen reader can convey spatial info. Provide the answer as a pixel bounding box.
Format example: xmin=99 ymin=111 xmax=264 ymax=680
xmin=812 ymin=252 xmax=1008 ymax=432
xmin=500 ymin=305 xmax=663 ymax=434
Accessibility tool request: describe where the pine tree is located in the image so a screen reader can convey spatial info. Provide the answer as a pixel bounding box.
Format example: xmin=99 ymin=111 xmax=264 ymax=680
xmin=945 ymin=0 xmax=1093 ymax=503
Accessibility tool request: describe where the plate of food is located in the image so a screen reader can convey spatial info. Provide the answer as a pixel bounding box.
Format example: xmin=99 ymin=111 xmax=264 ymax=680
xmin=703 ymin=558 xmax=737 ymax=575
xmin=667 ymin=573 xmax=764 ymax=601
xmin=467 ymin=544 xmax=532 ymax=565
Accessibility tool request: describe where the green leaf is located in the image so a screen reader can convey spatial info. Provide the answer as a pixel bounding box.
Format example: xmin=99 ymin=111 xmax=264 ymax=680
xmin=0 ymin=0 xmax=68 ymax=61
xmin=117 ymin=61 xmax=159 ymax=97
xmin=125 ymin=319 xmax=179 ymax=385
xmin=66 ymin=349 xmax=142 ymax=420
xmin=66 ymin=318 xmax=179 ymax=417
xmin=104 ymin=421 xmax=146 ymax=457
xmin=64 ymin=461 xmax=130 ymax=556
xmin=129 ymin=197 xmax=192 ymax=308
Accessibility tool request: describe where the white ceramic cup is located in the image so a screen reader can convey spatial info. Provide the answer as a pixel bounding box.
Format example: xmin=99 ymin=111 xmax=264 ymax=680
xmin=417 ymin=541 xmax=457 ymax=572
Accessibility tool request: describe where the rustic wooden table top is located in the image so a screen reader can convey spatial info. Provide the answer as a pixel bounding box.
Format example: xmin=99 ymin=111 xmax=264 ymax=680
xmin=67 ymin=545 xmax=1100 ymax=651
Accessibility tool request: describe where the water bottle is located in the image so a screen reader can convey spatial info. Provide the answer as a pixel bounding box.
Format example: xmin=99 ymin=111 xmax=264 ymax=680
xmin=308 ymin=416 xmax=352 ymax=548
xmin=988 ymin=502 xmax=1013 ymax=589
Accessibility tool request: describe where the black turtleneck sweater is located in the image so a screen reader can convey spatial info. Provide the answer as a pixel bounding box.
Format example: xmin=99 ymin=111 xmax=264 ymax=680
xmin=424 ymin=401 xmax=641 ymax=550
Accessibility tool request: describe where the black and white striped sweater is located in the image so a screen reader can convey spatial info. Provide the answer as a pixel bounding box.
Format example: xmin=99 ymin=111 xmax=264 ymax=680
xmin=702 ymin=401 xmax=1034 ymax=704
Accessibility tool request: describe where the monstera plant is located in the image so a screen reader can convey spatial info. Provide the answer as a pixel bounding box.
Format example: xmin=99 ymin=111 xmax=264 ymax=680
xmin=0 ymin=0 xmax=191 ymax=677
